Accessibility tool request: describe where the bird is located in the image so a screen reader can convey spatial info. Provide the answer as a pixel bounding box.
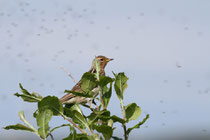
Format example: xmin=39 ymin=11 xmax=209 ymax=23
xmin=60 ymin=56 xmax=113 ymax=106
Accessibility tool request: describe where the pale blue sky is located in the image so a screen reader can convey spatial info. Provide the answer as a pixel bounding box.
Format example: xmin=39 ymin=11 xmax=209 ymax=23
xmin=1 ymin=0 xmax=210 ymax=139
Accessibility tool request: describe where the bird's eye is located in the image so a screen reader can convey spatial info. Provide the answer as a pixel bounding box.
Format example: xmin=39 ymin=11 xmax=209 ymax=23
xmin=99 ymin=58 xmax=103 ymax=61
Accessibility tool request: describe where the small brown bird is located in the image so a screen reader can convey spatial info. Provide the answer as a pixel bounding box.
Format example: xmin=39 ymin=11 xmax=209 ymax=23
xmin=60 ymin=56 xmax=113 ymax=105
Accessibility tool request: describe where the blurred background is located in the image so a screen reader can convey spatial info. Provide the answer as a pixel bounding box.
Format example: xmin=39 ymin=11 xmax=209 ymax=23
xmin=1 ymin=0 xmax=210 ymax=139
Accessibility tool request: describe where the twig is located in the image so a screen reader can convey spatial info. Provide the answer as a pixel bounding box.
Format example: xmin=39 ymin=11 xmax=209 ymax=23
xmin=120 ymin=100 xmax=126 ymax=121
xmin=60 ymin=66 xmax=77 ymax=84
xmin=120 ymin=100 xmax=128 ymax=140
xmin=49 ymin=133 xmax=54 ymax=140
xmin=94 ymin=59 xmax=106 ymax=109
xmin=99 ymin=89 xmax=105 ymax=109
xmin=123 ymin=125 xmax=127 ymax=140
xmin=62 ymin=114 xmax=88 ymax=134
xmin=87 ymin=126 xmax=94 ymax=135
xmin=61 ymin=66 xmax=94 ymax=135
xmin=93 ymin=100 xmax=100 ymax=111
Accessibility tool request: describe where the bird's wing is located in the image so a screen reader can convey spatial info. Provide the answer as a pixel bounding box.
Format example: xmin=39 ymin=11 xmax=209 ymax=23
xmin=60 ymin=80 xmax=82 ymax=103
xmin=60 ymin=93 xmax=76 ymax=103
xmin=71 ymin=80 xmax=82 ymax=91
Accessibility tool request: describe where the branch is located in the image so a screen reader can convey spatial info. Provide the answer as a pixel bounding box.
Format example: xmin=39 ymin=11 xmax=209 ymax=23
xmin=120 ymin=100 xmax=128 ymax=140
xmin=94 ymin=59 xmax=105 ymax=109
xmin=49 ymin=133 xmax=54 ymax=140
xmin=123 ymin=125 xmax=127 ymax=140
xmin=61 ymin=114 xmax=88 ymax=135
xmin=99 ymin=88 xmax=105 ymax=109
xmin=60 ymin=66 xmax=77 ymax=84
xmin=61 ymin=66 xmax=95 ymax=135
xmin=87 ymin=126 xmax=94 ymax=135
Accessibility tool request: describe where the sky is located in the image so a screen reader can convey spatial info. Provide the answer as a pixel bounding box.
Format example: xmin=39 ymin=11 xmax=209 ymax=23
xmin=1 ymin=0 xmax=210 ymax=139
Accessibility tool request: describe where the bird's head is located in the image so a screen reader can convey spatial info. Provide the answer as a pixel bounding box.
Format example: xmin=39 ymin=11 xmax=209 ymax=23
xmin=90 ymin=55 xmax=113 ymax=73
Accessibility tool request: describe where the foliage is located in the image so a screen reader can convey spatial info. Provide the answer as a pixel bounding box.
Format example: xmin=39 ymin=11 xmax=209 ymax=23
xmin=4 ymin=61 xmax=149 ymax=140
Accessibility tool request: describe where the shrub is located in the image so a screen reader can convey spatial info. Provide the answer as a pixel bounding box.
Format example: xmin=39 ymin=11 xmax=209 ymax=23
xmin=4 ymin=61 xmax=149 ymax=140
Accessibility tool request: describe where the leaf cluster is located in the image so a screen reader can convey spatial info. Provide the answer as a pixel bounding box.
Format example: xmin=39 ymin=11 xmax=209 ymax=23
xmin=5 ymin=62 xmax=149 ymax=140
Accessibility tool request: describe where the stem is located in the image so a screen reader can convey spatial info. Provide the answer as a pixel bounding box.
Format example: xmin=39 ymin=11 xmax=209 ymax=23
xmin=87 ymin=126 xmax=94 ymax=135
xmin=120 ymin=100 xmax=126 ymax=120
xmin=49 ymin=133 xmax=54 ymax=140
xmin=99 ymin=87 xmax=105 ymax=109
xmin=120 ymin=100 xmax=128 ymax=140
xmin=63 ymin=112 xmax=94 ymax=136
xmin=123 ymin=125 xmax=127 ymax=140
xmin=95 ymin=59 xmax=105 ymax=109
xmin=61 ymin=114 xmax=88 ymax=135
xmin=60 ymin=66 xmax=77 ymax=84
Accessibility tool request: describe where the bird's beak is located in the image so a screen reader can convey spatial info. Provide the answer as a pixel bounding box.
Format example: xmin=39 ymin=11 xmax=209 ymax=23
xmin=107 ymin=58 xmax=114 ymax=62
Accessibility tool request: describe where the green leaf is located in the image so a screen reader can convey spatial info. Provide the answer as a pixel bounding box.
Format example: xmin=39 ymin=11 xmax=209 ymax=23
xmin=69 ymin=104 xmax=83 ymax=114
xmin=64 ymin=108 xmax=85 ymax=129
xmin=88 ymin=110 xmax=125 ymax=126
xmin=64 ymin=90 xmax=94 ymax=98
xmin=38 ymin=96 xmax=63 ymax=116
xmin=81 ymin=72 xmax=97 ymax=93
xmin=89 ymin=134 xmax=102 ymax=140
xmin=37 ymin=109 xmax=53 ymax=138
xmin=99 ymin=76 xmax=114 ymax=87
xmin=127 ymin=114 xmax=149 ymax=135
xmin=112 ymin=71 xmax=117 ymax=78
xmin=64 ymin=105 xmax=89 ymax=129
xmin=125 ymin=103 xmax=141 ymax=122
xmin=94 ymin=58 xmax=101 ymax=80
xmin=4 ymin=124 xmax=36 ymax=132
xmin=76 ymin=133 xmax=90 ymax=140
xmin=112 ymin=136 xmax=123 ymax=140
xmin=62 ymin=125 xmax=76 ymax=140
xmin=98 ymin=76 xmax=114 ymax=107
xmin=107 ymin=119 xmax=113 ymax=127
xmin=97 ymin=109 xmax=111 ymax=116
xmin=114 ymin=72 xmax=128 ymax=100
xmin=64 ymin=133 xmax=96 ymax=140
xmin=50 ymin=124 xmax=70 ymax=133
xmin=18 ymin=111 xmax=37 ymax=133
xmin=93 ymin=125 xmax=113 ymax=139
xmin=14 ymin=93 xmax=41 ymax=102
xmin=14 ymin=84 xmax=42 ymax=102
xmin=33 ymin=109 xmax=38 ymax=118
xmin=87 ymin=109 xmax=111 ymax=126
xmin=102 ymin=83 xmax=113 ymax=108
xmin=87 ymin=112 xmax=98 ymax=125
xmin=72 ymin=110 xmax=89 ymax=128
xmin=19 ymin=83 xmax=30 ymax=95
xmin=110 ymin=115 xmax=126 ymax=124
xmin=96 ymin=109 xmax=111 ymax=122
